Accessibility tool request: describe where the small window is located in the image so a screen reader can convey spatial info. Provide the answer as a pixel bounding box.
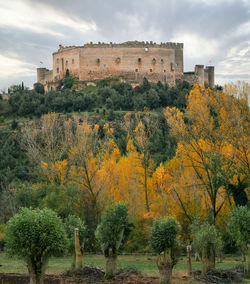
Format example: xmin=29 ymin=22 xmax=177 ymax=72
xmin=135 ymin=69 xmax=138 ymax=72
xmin=145 ymin=47 xmax=149 ymax=51
xmin=164 ymin=70 xmax=166 ymax=73
xmin=116 ymin=57 xmax=120 ymax=63
xmin=96 ymin=58 xmax=100 ymax=63
xmin=66 ymin=60 xmax=68 ymax=65
xmin=57 ymin=58 xmax=59 ymax=63
xmin=72 ymin=59 xmax=74 ymax=64
xmin=56 ymin=67 xmax=59 ymax=73
xmin=152 ymin=58 xmax=156 ymax=63
xmin=176 ymin=63 xmax=178 ymax=67
xmin=138 ymin=58 xmax=142 ymax=63
xmin=150 ymin=69 xmax=152 ymax=72
xmin=161 ymin=59 xmax=164 ymax=64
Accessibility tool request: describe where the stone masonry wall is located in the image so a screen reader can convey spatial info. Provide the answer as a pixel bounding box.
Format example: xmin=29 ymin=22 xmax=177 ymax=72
xmin=51 ymin=42 xmax=183 ymax=85
xmin=37 ymin=41 xmax=214 ymax=90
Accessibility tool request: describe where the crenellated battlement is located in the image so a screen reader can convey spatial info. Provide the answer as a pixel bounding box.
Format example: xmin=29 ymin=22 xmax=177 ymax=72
xmin=55 ymin=41 xmax=183 ymax=53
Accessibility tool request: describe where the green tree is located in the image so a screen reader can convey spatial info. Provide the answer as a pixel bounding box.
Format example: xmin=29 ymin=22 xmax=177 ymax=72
xmin=192 ymin=222 xmax=222 ymax=274
xmin=229 ymin=206 xmax=250 ymax=276
xmin=34 ymin=83 xmax=45 ymax=94
xmin=150 ymin=217 xmax=180 ymax=284
xmin=5 ymin=208 xmax=68 ymax=284
xmin=95 ymin=203 xmax=132 ymax=279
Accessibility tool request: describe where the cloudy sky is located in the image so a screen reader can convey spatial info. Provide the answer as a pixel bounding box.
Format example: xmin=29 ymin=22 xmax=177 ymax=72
xmin=0 ymin=0 xmax=249 ymax=90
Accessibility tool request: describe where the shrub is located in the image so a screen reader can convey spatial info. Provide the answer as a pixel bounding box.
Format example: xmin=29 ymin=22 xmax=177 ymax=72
xmin=192 ymin=222 xmax=222 ymax=274
xmin=5 ymin=208 xmax=68 ymax=284
xmin=229 ymin=206 xmax=250 ymax=276
xmin=150 ymin=217 xmax=180 ymax=284
xmin=95 ymin=203 xmax=133 ymax=279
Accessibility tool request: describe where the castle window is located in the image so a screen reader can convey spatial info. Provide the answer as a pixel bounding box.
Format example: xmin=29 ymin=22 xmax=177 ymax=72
xmin=150 ymin=69 xmax=152 ymax=72
xmin=96 ymin=58 xmax=100 ymax=63
xmin=138 ymin=58 xmax=142 ymax=63
xmin=145 ymin=47 xmax=149 ymax=52
xmin=176 ymin=63 xmax=178 ymax=67
xmin=164 ymin=70 xmax=166 ymax=73
xmin=116 ymin=57 xmax=121 ymax=63
xmin=152 ymin=58 xmax=156 ymax=63
xmin=57 ymin=58 xmax=59 ymax=63
xmin=66 ymin=60 xmax=68 ymax=65
xmin=72 ymin=59 xmax=74 ymax=64
xmin=161 ymin=59 xmax=164 ymax=64
xmin=135 ymin=69 xmax=138 ymax=72
xmin=56 ymin=67 xmax=59 ymax=73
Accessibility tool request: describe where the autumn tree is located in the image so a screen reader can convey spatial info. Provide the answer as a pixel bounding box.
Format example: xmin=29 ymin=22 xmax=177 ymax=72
xmin=23 ymin=113 xmax=114 ymax=248
xmin=124 ymin=109 xmax=157 ymax=212
xmin=219 ymin=83 xmax=250 ymax=206
xmin=164 ymin=84 xmax=249 ymax=224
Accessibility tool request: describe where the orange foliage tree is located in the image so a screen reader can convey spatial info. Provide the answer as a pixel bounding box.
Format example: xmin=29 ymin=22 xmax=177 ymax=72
xmin=164 ymin=83 xmax=249 ymax=224
xmin=124 ymin=110 xmax=157 ymax=212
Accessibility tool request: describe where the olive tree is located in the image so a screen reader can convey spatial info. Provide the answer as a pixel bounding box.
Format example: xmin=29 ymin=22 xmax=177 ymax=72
xmin=5 ymin=208 xmax=68 ymax=284
xmin=229 ymin=206 xmax=250 ymax=276
xmin=64 ymin=215 xmax=87 ymax=269
xmin=192 ymin=222 xmax=222 ymax=274
xmin=95 ymin=203 xmax=132 ymax=279
xmin=150 ymin=217 xmax=180 ymax=284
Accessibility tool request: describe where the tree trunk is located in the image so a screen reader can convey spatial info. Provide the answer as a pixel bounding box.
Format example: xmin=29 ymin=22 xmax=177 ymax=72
xmin=105 ymin=255 xmax=117 ymax=279
xmin=158 ymin=266 xmax=172 ymax=284
xmin=202 ymin=242 xmax=215 ymax=274
xmin=30 ymin=274 xmax=44 ymax=284
xmin=28 ymin=261 xmax=47 ymax=284
xmin=75 ymin=228 xmax=83 ymax=269
xmin=157 ymin=249 xmax=173 ymax=284
xmin=144 ymin=166 xmax=150 ymax=212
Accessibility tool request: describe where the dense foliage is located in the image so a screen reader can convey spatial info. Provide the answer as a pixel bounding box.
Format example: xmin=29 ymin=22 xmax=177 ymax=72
xmin=95 ymin=203 xmax=132 ymax=256
xmin=228 ymin=206 xmax=250 ymax=254
xmin=5 ymin=207 xmax=68 ymax=283
xmin=0 ymin=78 xmax=190 ymax=119
xmin=96 ymin=203 xmax=133 ymax=277
xmin=150 ymin=217 xmax=180 ymax=254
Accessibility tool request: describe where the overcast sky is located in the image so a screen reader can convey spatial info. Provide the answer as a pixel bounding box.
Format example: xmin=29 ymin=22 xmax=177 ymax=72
xmin=0 ymin=0 xmax=249 ymax=90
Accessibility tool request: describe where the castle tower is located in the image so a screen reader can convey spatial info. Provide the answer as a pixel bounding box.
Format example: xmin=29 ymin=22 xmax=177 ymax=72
xmin=206 ymin=66 xmax=214 ymax=88
xmin=37 ymin=68 xmax=47 ymax=83
xmin=195 ymin=65 xmax=204 ymax=86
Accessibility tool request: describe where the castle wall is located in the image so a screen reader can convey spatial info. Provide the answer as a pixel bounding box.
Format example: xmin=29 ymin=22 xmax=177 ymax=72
xmin=53 ymin=46 xmax=81 ymax=80
xmin=36 ymin=41 xmax=214 ymax=91
xmin=51 ymin=42 xmax=183 ymax=85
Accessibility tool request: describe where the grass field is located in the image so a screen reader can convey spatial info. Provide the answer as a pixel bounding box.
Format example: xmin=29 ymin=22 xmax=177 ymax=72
xmin=0 ymin=252 xmax=246 ymax=275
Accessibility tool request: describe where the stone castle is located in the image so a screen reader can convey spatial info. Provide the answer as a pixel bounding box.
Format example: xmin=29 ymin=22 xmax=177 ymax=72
xmin=37 ymin=41 xmax=214 ymax=92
